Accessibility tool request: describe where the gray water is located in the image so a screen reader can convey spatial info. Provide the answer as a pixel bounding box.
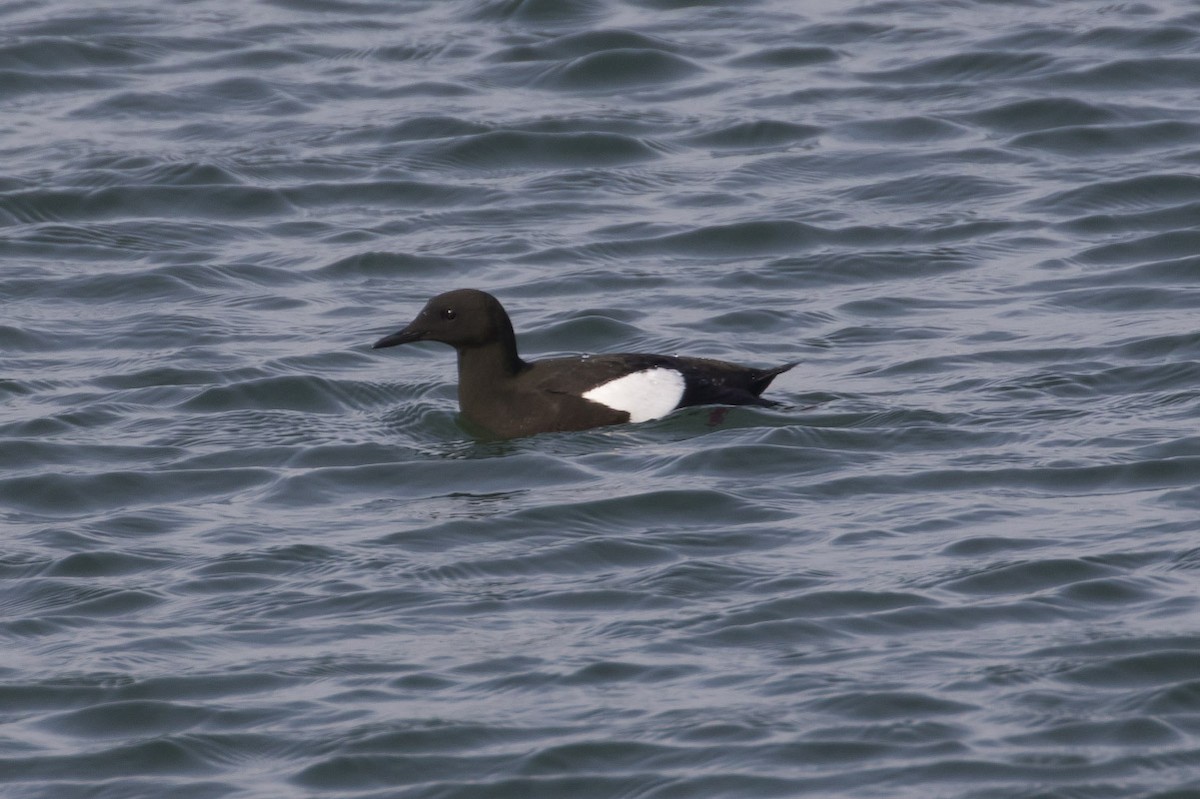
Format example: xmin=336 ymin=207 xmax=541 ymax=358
xmin=3 ymin=0 xmax=1200 ymax=797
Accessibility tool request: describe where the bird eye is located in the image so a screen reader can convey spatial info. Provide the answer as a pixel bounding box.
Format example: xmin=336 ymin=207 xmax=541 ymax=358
xmin=441 ymin=308 xmax=457 ymax=320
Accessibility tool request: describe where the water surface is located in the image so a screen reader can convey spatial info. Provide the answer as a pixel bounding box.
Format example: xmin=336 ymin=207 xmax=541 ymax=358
xmin=3 ymin=0 xmax=1200 ymax=797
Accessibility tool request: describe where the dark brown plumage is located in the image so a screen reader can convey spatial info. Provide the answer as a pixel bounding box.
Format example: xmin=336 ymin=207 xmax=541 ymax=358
xmin=374 ymin=289 xmax=794 ymax=438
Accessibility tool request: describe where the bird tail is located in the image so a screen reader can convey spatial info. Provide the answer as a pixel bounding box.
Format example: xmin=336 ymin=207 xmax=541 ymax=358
xmin=751 ymin=362 xmax=798 ymax=396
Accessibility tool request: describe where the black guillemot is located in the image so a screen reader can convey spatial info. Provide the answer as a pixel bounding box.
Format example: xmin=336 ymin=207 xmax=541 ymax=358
xmin=373 ymin=289 xmax=795 ymax=438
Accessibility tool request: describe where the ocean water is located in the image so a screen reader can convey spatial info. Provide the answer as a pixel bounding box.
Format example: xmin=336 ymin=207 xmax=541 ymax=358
xmin=3 ymin=0 xmax=1200 ymax=796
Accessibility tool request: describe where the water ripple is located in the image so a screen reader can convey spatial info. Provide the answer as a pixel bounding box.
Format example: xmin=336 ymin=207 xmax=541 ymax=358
xmin=5 ymin=0 xmax=1200 ymax=797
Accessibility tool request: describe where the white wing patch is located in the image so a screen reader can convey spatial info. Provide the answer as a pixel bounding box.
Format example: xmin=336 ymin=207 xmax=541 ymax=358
xmin=581 ymin=367 xmax=686 ymax=423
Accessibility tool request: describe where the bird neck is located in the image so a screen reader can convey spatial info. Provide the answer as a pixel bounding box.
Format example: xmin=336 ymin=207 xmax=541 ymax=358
xmin=451 ymin=307 xmax=526 ymax=431
xmin=455 ymin=331 xmax=527 ymax=391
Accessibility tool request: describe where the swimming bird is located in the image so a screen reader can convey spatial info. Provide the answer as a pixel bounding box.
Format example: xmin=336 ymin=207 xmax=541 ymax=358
xmin=373 ymin=289 xmax=795 ymax=438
